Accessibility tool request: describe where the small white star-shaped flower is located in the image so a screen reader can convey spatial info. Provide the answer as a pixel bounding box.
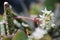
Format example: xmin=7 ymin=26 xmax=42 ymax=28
xmin=51 ymin=24 xmax=55 ymax=28
xmin=39 ymin=15 xmax=45 ymax=20
xmin=51 ymin=12 xmax=54 ymax=16
xmin=41 ymin=8 xmax=51 ymax=14
xmin=39 ymin=8 xmax=55 ymax=30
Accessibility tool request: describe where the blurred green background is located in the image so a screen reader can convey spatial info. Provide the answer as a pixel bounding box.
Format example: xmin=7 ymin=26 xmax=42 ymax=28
xmin=45 ymin=0 xmax=60 ymax=11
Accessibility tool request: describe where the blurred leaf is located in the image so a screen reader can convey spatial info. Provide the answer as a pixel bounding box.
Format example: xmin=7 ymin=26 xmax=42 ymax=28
xmin=13 ymin=30 xmax=27 ymax=40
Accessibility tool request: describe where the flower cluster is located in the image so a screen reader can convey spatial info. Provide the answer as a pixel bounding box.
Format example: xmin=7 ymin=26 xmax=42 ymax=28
xmin=39 ymin=8 xmax=55 ymax=30
xmin=27 ymin=8 xmax=55 ymax=40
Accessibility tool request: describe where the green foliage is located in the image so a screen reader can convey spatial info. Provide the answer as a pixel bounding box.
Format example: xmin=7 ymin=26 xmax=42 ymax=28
xmin=45 ymin=0 xmax=60 ymax=11
xmin=45 ymin=0 xmax=55 ymax=11
xmin=0 ymin=15 xmax=3 ymax=21
xmin=13 ymin=30 xmax=27 ymax=40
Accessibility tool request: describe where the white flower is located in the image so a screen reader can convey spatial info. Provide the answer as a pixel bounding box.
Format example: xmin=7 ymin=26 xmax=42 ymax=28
xmin=51 ymin=12 xmax=54 ymax=16
xmin=39 ymin=8 xmax=55 ymax=30
xmin=31 ymin=27 xmax=47 ymax=39
xmin=39 ymin=15 xmax=45 ymax=21
xmin=40 ymin=23 xmax=45 ymax=29
xmin=41 ymin=8 xmax=51 ymax=14
xmin=51 ymin=24 xmax=55 ymax=28
xmin=39 ymin=15 xmax=44 ymax=19
xmin=39 ymin=15 xmax=43 ymax=18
